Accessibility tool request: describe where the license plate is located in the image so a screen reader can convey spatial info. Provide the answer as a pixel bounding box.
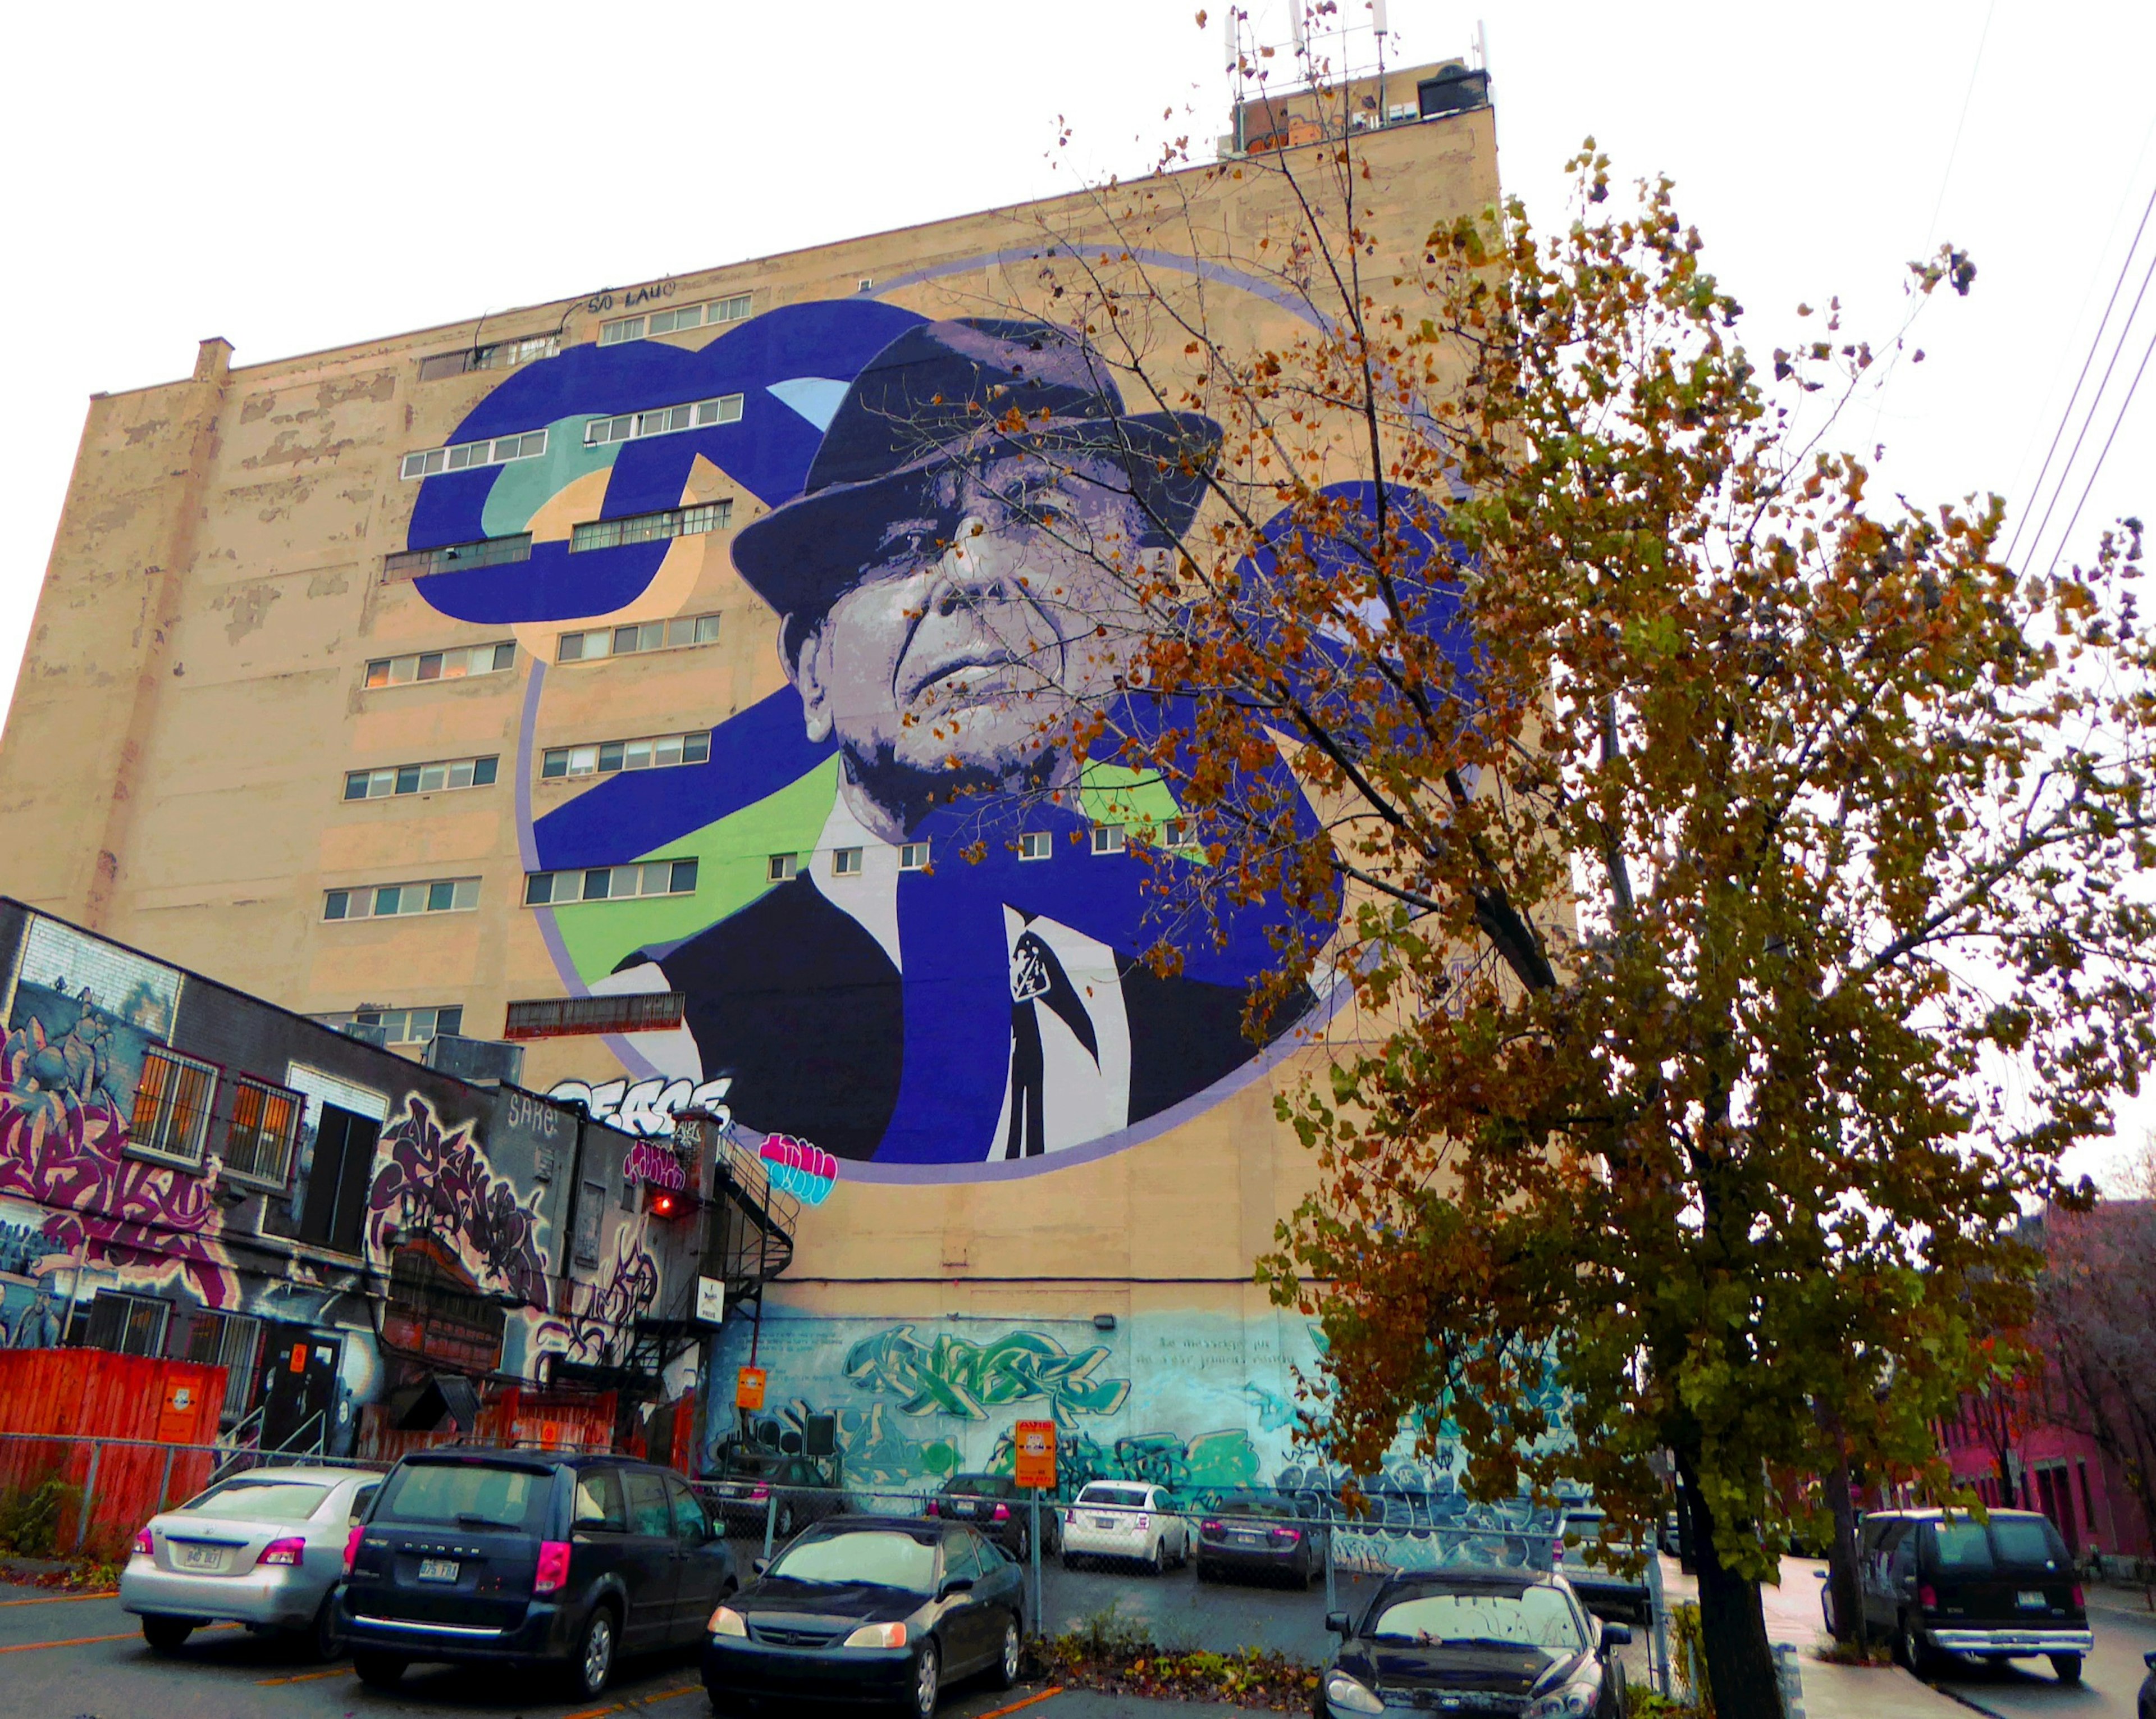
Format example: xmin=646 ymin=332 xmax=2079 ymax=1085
xmin=1234 ymin=1531 xmax=1264 ymax=1545
xmin=417 ymin=1558 xmax=459 ymax=1583
xmin=2016 ymin=1589 xmax=2047 ymax=1608
xmin=1094 ymin=1516 xmax=1117 ymax=1529
xmin=951 ymin=1502 xmax=975 ymax=1515
xmin=177 ymin=1543 xmax=222 ymax=1571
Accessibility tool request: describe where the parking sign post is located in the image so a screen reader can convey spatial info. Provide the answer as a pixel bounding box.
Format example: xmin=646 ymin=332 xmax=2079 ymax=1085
xmin=1014 ymin=1420 xmax=1056 ymax=1631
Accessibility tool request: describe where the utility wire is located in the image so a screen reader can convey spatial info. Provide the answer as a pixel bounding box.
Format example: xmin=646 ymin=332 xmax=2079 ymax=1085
xmin=1921 ymin=0 xmax=1995 ymax=256
xmin=2004 ymin=176 xmax=2156 ymax=567
xmin=2020 ymin=241 xmax=2156 ymax=575
xmin=2044 ymin=316 xmax=2156 ymax=576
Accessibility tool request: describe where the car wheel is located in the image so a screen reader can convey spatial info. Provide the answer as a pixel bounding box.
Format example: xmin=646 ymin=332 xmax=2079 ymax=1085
xmin=989 ymin=1613 xmax=1021 ymax=1691
xmin=1016 ymin=1522 xmax=1031 ymax=1561
xmin=1894 ymin=1612 xmax=1930 ymax=1675
xmin=140 ymin=1615 xmax=194 ymax=1653
xmin=574 ymin=1603 xmax=618 ymax=1699
xmin=905 ymin=1637 xmax=941 ymax=1719
xmin=353 ymin=1650 xmax=407 ymax=1688
xmin=304 ymin=1592 xmax=339 ymax=1662
xmin=1148 ymin=1539 xmax=1165 ymax=1576
xmin=2049 ymin=1653 xmax=2083 ymax=1685
xmin=776 ymin=1502 xmax=796 ymax=1540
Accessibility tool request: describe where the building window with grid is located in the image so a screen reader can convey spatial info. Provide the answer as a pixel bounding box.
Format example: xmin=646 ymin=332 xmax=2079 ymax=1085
xmin=599 ymin=294 xmax=752 ymax=345
xmin=382 ymin=535 xmax=532 ymax=582
xmin=766 ymin=854 xmax=799 ymax=882
xmin=417 ymin=333 xmax=560 ymax=381
xmin=556 ymin=615 xmax=719 ymax=663
xmin=569 ymin=500 xmax=732 ymax=553
xmin=223 ymin=1077 xmax=301 ymax=1187
xmin=363 ymin=642 xmax=515 ymax=687
xmin=832 ymin=848 xmax=862 ymax=877
xmin=899 ymin=841 xmax=930 ymax=872
xmin=186 ymin=1311 xmax=264 ymax=1421
xmin=399 ymin=428 xmax=548 ymax=481
xmin=344 ymin=755 xmax=498 ymax=800
xmin=80 ymin=1291 xmax=170 ymax=1357
xmin=524 ymin=859 xmax=697 ymax=905
xmin=582 ymin=395 xmax=743 ymax=447
xmin=542 ymin=731 xmax=709 ymax=780
xmin=1089 ymin=824 xmax=1126 ymax=855
xmin=1018 ymin=831 xmax=1052 ymax=861
xmin=314 ymin=1005 xmax=464 ymax=1047
xmin=128 ymin=1047 xmax=219 ymax=1168
xmin=323 ymin=878 xmax=481 ymax=920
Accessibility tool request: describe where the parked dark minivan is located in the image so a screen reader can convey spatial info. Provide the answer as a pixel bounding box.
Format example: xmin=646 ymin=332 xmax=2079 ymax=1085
xmin=336 ymin=1449 xmax=736 ymax=1699
xmin=1857 ymin=1507 xmax=2092 ymax=1683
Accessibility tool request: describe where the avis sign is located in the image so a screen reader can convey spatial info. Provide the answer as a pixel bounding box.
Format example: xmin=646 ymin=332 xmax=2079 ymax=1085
xmin=1013 ymin=1419 xmax=1057 ymax=1490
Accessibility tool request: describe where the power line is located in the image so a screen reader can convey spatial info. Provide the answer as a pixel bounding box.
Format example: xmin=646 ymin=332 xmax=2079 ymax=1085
xmin=1921 ymin=0 xmax=1995 ymax=256
xmin=2044 ymin=315 xmax=2156 ymax=577
xmin=2004 ymin=176 xmax=2156 ymax=567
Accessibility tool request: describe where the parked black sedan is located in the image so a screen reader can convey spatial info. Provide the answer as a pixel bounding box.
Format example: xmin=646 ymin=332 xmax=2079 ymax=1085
xmin=1194 ymin=1493 xmax=1328 ymax=1586
xmin=923 ymin=1474 xmax=1058 ymax=1560
xmin=704 ymin=1516 xmax=1025 ymax=1718
xmin=1317 ymin=1568 xmax=1629 ymax=1717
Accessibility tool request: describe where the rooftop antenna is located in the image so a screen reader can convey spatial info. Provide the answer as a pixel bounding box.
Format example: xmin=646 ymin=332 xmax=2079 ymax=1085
xmin=1289 ymin=0 xmax=1308 ymax=60
xmin=1475 ymin=17 xmax=1488 ymax=70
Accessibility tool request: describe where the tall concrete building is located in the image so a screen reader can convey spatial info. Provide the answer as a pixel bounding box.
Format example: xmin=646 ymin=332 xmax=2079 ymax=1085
xmin=0 ymin=63 xmax=1500 ymax=1488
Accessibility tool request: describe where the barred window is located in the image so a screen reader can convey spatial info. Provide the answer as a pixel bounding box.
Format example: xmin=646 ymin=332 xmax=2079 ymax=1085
xmin=323 ymin=878 xmax=480 ymax=920
xmin=503 ymin=993 xmax=687 ymax=1039
xmin=417 ymin=334 xmax=560 ymax=381
xmin=314 ymin=1005 xmax=463 ymax=1047
xmin=556 ymin=615 xmax=719 ymax=662
xmin=599 ymin=294 xmax=752 ymax=345
xmin=582 ymin=394 xmax=743 ymax=446
xmin=83 ymin=1291 xmax=169 ymax=1357
xmin=542 ymin=731 xmax=708 ymax=779
xmin=569 ymin=500 xmax=732 ymax=553
xmin=129 ymin=1047 xmax=220 ymax=1168
xmin=524 ymin=859 xmax=697 ymax=906
xmin=187 ymin=1312 xmax=264 ymax=1420
xmin=399 ymin=428 xmax=548 ymax=481
xmin=383 ymin=535 xmax=532 ymax=581
xmin=344 ymin=755 xmax=498 ymax=800
xmin=223 ymin=1078 xmax=300 ymax=1187
xmin=363 ymin=642 xmax=515 ymax=688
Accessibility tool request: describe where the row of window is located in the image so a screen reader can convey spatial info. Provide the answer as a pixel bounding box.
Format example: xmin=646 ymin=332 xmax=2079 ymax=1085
xmin=524 ymin=858 xmax=699 ymax=906
xmin=600 ymin=294 xmax=752 ymax=345
xmin=382 ymin=534 xmax=533 ymax=582
xmin=583 ymin=393 xmax=743 ymax=448
xmin=129 ymin=1046 xmax=301 ymax=1187
xmin=344 ymin=755 xmax=499 ymax=801
xmin=417 ymin=333 xmax=561 ymax=382
xmin=399 ymin=428 xmax=549 ymax=481
xmin=542 ymin=731 xmax=710 ymax=778
xmin=77 ymin=1296 xmax=262 ymax=1420
xmin=557 ymin=614 xmax=720 ymax=662
xmin=759 ymin=825 xmax=1157 ymax=882
xmin=313 ymin=1005 xmax=465 ymax=1047
xmin=569 ymin=499 xmax=732 ymax=552
xmin=363 ymin=642 xmax=517 ymax=687
xmin=323 ymin=877 xmax=481 ymax=920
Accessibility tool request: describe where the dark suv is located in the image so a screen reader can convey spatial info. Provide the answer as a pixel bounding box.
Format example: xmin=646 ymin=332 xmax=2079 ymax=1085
xmin=1857 ymin=1507 xmax=2092 ymax=1682
xmin=336 ymin=1449 xmax=736 ymax=1699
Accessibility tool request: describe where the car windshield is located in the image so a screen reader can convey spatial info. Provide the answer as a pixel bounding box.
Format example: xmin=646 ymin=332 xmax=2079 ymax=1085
xmin=377 ymin=1462 xmax=551 ymax=1531
xmin=179 ymin=1478 xmax=331 ymax=1521
xmin=1218 ymin=1497 xmax=1299 ymax=1519
xmin=1989 ymin=1517 xmax=2066 ymax=1570
xmin=1077 ymin=1485 xmax=1149 ymax=1508
xmin=945 ymin=1476 xmax=1011 ymax=1498
xmin=768 ymin=1529 xmax=937 ymax=1592
xmin=1369 ymin=1587 xmax=1586 ymax=1652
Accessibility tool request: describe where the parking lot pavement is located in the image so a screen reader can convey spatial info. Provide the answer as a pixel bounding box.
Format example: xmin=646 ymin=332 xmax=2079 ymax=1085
xmin=1039 ymin=1551 xmax=1355 ymax=1662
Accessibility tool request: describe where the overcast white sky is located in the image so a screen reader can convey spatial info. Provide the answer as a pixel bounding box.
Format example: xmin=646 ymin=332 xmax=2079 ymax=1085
xmin=4 ymin=1 xmax=2151 ymax=1177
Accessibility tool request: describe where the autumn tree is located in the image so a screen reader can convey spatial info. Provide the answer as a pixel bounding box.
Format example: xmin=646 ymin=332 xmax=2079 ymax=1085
xmin=898 ymin=58 xmax=2156 ymax=1712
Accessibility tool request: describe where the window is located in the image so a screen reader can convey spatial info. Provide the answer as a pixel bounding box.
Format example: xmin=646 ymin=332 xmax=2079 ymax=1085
xmin=582 ymin=394 xmax=743 ymax=446
xmin=344 ymin=755 xmax=499 ymax=800
xmin=569 ymin=500 xmax=732 ymax=552
xmin=599 ymin=294 xmax=752 ymax=345
xmin=224 ymin=1078 xmax=300 ymax=1186
xmin=129 ymin=1047 xmax=219 ymax=1168
xmin=832 ymin=847 xmax=862 ymax=877
xmin=503 ymin=993 xmax=686 ymax=1039
xmin=625 ymin=1469 xmax=672 ymax=1537
xmin=573 ymin=1467 xmax=628 ymax=1531
xmin=186 ymin=1312 xmax=264 ymax=1420
xmin=767 ymin=854 xmax=799 ymax=882
xmin=1018 ymin=831 xmax=1052 ymax=861
xmin=523 ymin=859 xmax=698 ymax=905
xmin=417 ymin=333 xmax=560 ymax=381
xmin=1162 ymin=819 xmax=1189 ymax=847
xmin=398 ymin=428 xmax=549 ymax=481
xmin=541 ymin=731 xmax=709 ymax=779
xmin=1090 ymin=824 xmax=1126 ymax=855
xmin=315 ymin=1005 xmax=465 ymax=1047
xmin=383 ymin=535 xmax=532 ymax=581
xmin=556 ymin=614 xmax=719 ymax=662
xmin=82 ymin=1291 xmax=169 ymax=1358
xmin=298 ymin=1104 xmax=381 ymax=1256
xmin=363 ymin=641 xmax=515 ymax=687
xmin=899 ymin=841 xmax=930 ymax=872
xmin=322 ymin=878 xmax=481 ymax=920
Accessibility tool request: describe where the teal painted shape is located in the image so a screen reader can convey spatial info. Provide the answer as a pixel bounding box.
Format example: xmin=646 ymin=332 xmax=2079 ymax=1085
xmin=481 ymin=414 xmax=623 ymax=538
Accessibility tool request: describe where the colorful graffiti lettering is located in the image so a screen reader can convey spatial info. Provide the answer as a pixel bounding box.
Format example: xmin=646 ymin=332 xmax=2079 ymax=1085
xmin=366 ymin=1095 xmax=547 ymax=1307
xmin=758 ymin=1134 xmax=835 ymax=1205
xmin=536 ymin=1220 xmax=661 ymax=1366
xmin=622 ymin=1138 xmax=686 ymax=1193
xmin=547 ymin=1077 xmax=734 ymax=1138
xmin=843 ymin=1325 xmax=1131 ymax=1428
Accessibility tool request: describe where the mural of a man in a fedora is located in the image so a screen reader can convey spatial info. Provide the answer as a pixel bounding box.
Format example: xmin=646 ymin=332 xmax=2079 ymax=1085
xmin=609 ymin=318 xmax=1315 ymax=1166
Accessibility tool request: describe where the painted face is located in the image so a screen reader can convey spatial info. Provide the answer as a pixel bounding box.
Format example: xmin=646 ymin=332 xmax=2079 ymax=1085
xmin=792 ymin=452 xmax=1158 ymax=833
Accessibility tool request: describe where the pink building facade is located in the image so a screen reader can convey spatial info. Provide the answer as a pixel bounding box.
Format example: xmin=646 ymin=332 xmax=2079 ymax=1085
xmin=1938 ymin=1398 xmax=2153 ymax=1565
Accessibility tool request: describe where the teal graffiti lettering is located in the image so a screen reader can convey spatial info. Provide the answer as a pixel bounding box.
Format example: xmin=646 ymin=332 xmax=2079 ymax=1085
xmin=843 ymin=1325 xmax=1131 ymax=1427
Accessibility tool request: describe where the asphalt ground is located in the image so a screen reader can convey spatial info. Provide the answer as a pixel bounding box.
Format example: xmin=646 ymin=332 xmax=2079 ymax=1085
xmin=0 ymin=1581 xmax=1288 ymax=1719
xmin=1923 ymin=1594 xmax=2155 ymax=1719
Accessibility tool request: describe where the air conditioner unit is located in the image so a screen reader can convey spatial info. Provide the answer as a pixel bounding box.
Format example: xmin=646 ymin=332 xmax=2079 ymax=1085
xmin=424 ymin=1033 xmax=526 ymax=1086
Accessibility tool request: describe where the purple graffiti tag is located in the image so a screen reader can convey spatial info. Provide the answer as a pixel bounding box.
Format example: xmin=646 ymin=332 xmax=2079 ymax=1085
xmin=366 ymin=1095 xmax=547 ymax=1306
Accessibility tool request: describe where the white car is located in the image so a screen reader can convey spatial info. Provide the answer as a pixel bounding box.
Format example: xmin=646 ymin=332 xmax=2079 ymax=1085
xmin=121 ymin=1465 xmax=380 ymax=1657
xmin=1059 ymin=1481 xmax=1189 ymax=1574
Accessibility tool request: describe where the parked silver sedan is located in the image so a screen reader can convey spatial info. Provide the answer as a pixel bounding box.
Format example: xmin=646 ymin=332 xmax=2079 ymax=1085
xmin=121 ymin=1465 xmax=380 ymax=1657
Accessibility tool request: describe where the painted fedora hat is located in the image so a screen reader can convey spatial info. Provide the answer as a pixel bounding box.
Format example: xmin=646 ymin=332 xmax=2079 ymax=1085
xmin=731 ymin=317 xmax=1221 ymax=621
